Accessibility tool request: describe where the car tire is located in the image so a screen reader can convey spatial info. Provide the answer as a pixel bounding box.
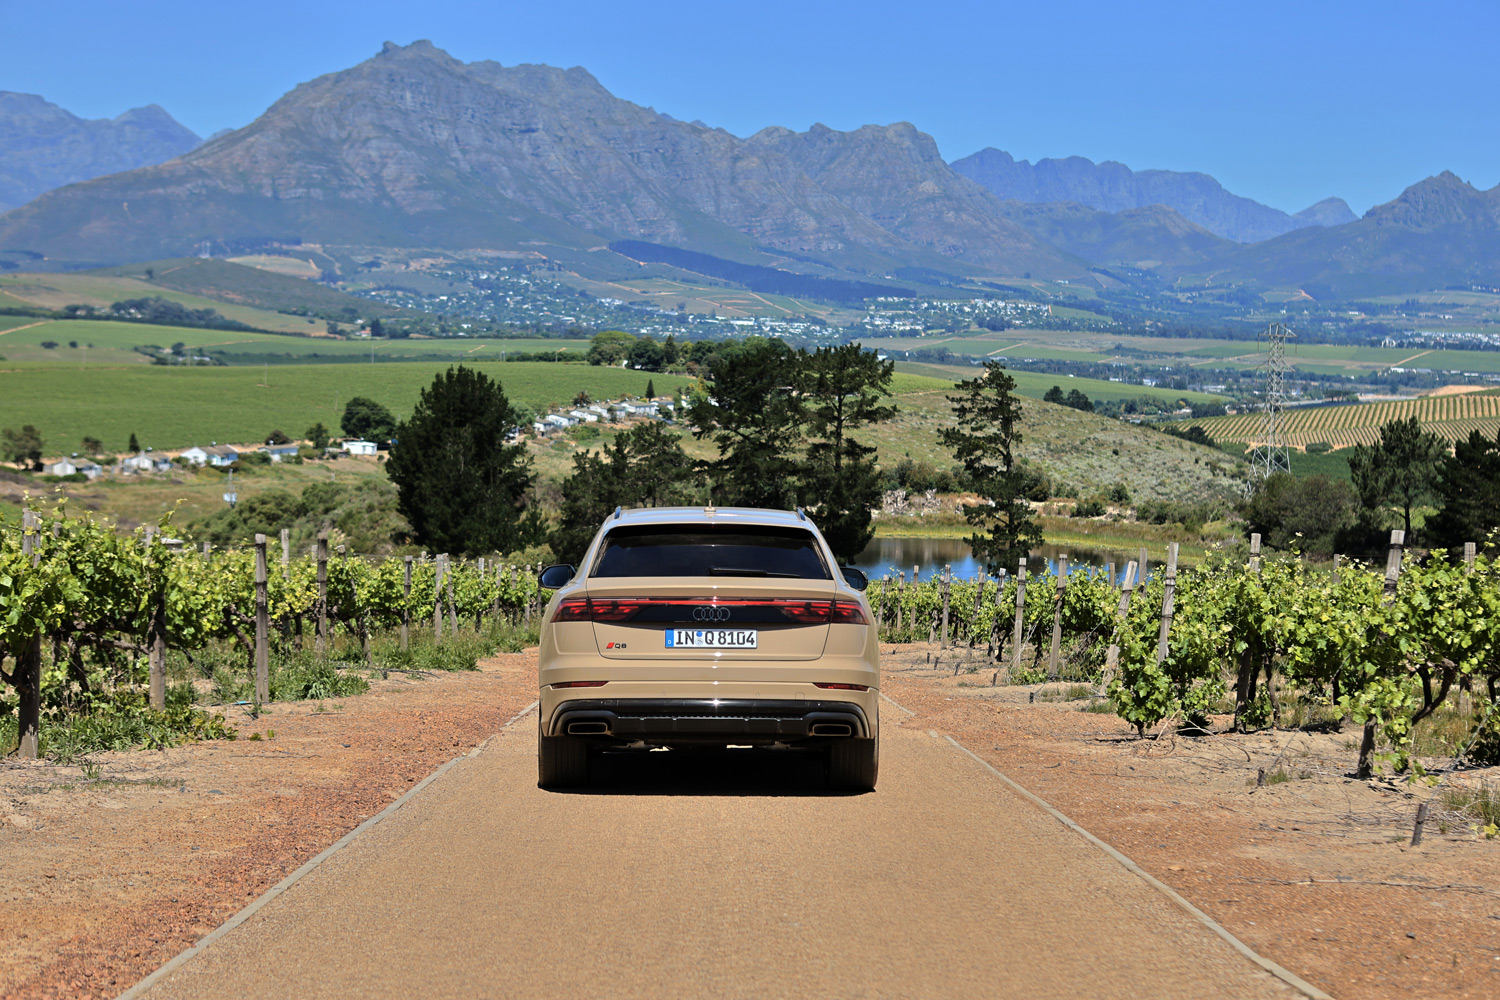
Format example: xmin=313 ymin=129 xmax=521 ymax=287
xmin=828 ymin=732 xmax=879 ymax=791
xmin=538 ymin=724 xmax=589 ymax=789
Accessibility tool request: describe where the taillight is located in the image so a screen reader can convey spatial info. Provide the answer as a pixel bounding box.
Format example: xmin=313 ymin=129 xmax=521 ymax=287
xmin=831 ymin=601 xmax=869 ymax=625
xmin=552 ymin=598 xmax=591 ymax=622
xmin=552 ymin=681 xmax=608 ymax=688
xmin=815 ymin=682 xmax=869 ymax=691
xmin=779 ymin=601 xmax=833 ymax=624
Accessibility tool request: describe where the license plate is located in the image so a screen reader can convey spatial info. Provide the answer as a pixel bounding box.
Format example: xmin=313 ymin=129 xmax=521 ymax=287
xmin=665 ymin=629 xmax=758 ymax=649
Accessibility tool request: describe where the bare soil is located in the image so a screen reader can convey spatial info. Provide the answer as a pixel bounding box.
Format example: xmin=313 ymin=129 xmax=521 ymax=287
xmin=3 ymin=643 xmax=1497 ymax=999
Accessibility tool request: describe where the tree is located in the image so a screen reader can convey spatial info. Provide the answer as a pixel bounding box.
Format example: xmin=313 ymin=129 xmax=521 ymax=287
xmin=1 ymin=425 xmax=43 ymax=470
xmin=799 ymin=344 xmax=896 ymax=561
xmin=305 ymin=422 xmax=331 ymax=450
xmin=1240 ymin=472 xmax=1359 ymax=558
xmin=369 ymin=317 xmax=384 ymax=338
xmin=128 ymin=432 xmax=140 ymax=454
xmin=627 ymin=337 xmax=665 ymax=372
xmin=939 ymin=363 xmax=1042 ymax=573
xmin=385 ymin=366 xmax=535 ymax=556
xmin=688 ymin=337 xmax=805 ymax=509
xmin=80 ymin=436 xmax=104 ymax=456
xmin=341 ymin=397 xmax=396 ymax=442
xmin=1347 ymin=416 xmax=1445 ymax=539
xmin=1425 ymin=428 xmax=1500 ymax=552
xmin=661 ymin=334 xmax=680 ymax=367
xmin=1043 ymin=385 xmax=1066 ymax=405
xmin=644 ymin=378 xmax=656 ymax=399
xmin=586 ymin=330 xmax=636 ymax=366
xmin=551 ymin=423 xmax=700 ymax=564
xmin=265 ymin=429 xmax=291 ymax=445
xmin=1064 ymin=389 xmax=1093 ymax=412
xmin=573 ymin=391 xmax=592 ymax=407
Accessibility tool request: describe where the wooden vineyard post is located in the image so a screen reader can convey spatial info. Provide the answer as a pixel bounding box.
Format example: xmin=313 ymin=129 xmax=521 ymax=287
xmin=875 ymin=575 xmax=887 ymax=633
xmin=990 ymin=569 xmax=1007 ymax=658
xmin=1106 ymin=562 xmax=1115 ymax=587
xmin=1138 ymin=547 xmax=1149 ymax=584
xmin=476 ymin=557 xmax=486 ymax=633
xmin=202 ymin=541 xmax=211 ymax=561
xmin=1049 ymin=555 xmax=1068 ymax=678
xmin=1101 ymin=560 xmax=1138 ymax=693
xmin=315 ymin=531 xmax=329 ymax=655
xmin=1465 ymin=542 xmax=1477 ymax=575
xmin=434 ymin=555 xmax=446 ymax=642
xmin=1359 ymin=530 xmax=1405 ymax=779
xmin=446 ymin=560 xmax=459 ymax=635
xmin=253 ymin=534 xmax=270 ymax=704
xmin=401 ymin=556 xmax=413 ymax=652
xmin=1010 ymin=558 xmax=1028 ymax=678
xmin=969 ymin=572 xmax=986 ymax=647
xmin=1249 ymin=533 xmax=1262 ymax=573
xmin=144 ymin=526 xmax=166 ymax=712
xmin=16 ymin=511 xmax=42 ymax=758
xmin=939 ymin=565 xmax=951 ymax=649
xmin=1332 ymin=554 xmax=1342 ymax=584
xmin=1155 ymin=543 xmax=1179 ymax=666
xmin=895 ymin=571 xmax=905 ymax=633
xmin=280 ymin=528 xmax=290 ymax=580
xmin=524 ymin=565 xmax=533 ymax=629
xmin=493 ymin=563 xmax=504 ymax=620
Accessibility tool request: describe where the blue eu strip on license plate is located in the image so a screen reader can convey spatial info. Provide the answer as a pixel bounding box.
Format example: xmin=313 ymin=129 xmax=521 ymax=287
xmin=666 ymin=629 xmax=757 ymax=649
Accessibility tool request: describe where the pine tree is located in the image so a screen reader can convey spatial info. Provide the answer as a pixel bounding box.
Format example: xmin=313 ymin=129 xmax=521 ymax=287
xmin=939 ymin=362 xmax=1042 ymax=573
xmin=385 ymin=366 xmax=535 ymax=556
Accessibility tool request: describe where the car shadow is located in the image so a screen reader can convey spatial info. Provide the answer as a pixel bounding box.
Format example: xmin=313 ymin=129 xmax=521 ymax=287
xmin=555 ymin=747 xmax=869 ymax=797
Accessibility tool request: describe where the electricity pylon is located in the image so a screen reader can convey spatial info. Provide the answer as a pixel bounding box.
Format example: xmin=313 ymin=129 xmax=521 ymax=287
xmin=1248 ymin=322 xmax=1294 ymax=479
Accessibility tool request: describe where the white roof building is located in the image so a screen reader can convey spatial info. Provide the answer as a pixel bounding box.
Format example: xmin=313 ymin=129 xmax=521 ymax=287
xmin=345 ymin=440 xmax=378 ymax=456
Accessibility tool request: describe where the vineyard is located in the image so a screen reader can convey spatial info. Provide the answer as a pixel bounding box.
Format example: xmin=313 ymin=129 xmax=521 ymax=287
xmin=865 ymin=537 xmax=1500 ymax=781
xmin=5 ymin=506 xmax=1499 ymax=787
xmin=1 ymin=506 xmax=546 ymax=760
xmin=1182 ymin=393 xmax=1500 ymax=452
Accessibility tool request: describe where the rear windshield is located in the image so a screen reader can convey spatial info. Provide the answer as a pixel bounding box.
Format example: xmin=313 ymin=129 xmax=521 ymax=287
xmin=592 ymin=524 xmax=830 ymax=579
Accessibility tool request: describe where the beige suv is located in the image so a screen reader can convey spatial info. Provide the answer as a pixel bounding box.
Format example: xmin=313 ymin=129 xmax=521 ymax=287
xmin=536 ymin=506 xmax=880 ymax=790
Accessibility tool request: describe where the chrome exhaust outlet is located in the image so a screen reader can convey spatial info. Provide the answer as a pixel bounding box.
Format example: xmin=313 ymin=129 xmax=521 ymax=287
xmin=567 ymin=721 xmax=609 ymax=735
xmin=810 ymin=723 xmax=852 ymax=737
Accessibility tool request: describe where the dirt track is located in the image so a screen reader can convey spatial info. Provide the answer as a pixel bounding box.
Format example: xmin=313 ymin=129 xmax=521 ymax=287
xmin=128 ymin=709 xmax=1297 ymax=1000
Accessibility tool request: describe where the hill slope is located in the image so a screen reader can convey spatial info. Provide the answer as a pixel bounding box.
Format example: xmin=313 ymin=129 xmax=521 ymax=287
xmin=951 ymin=147 xmax=1355 ymax=243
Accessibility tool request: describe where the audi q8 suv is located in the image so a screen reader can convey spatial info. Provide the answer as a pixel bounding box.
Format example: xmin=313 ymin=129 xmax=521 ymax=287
xmin=536 ymin=506 xmax=880 ymax=790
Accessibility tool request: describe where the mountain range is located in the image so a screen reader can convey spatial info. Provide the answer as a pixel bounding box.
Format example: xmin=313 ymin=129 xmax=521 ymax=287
xmin=0 ymin=92 xmax=200 ymax=214
xmin=950 ymin=148 xmax=1356 ymax=244
xmin=1 ymin=41 xmax=1496 ymax=301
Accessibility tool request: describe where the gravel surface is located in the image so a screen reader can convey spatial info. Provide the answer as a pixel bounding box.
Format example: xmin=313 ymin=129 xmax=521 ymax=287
xmin=132 ymin=713 xmax=1295 ymax=1000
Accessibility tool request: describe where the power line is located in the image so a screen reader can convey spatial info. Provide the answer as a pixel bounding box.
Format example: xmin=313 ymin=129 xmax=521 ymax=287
xmin=1248 ymin=321 xmax=1295 ymax=479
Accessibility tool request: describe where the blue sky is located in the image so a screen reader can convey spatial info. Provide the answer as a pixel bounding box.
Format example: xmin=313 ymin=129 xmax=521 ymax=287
xmin=2 ymin=0 xmax=1495 ymax=215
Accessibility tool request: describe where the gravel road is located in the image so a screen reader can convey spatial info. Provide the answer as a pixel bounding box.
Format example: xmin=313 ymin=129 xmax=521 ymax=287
xmin=131 ymin=709 xmax=1299 ymax=999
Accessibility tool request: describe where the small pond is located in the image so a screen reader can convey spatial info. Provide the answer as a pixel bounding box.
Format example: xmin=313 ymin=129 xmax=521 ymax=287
xmin=848 ymin=536 xmax=1159 ymax=585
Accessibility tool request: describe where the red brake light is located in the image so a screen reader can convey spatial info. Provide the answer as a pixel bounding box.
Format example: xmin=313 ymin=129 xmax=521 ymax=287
xmin=779 ymin=601 xmax=833 ymax=624
xmin=552 ymin=598 xmax=591 ymax=622
xmin=831 ymin=600 xmax=869 ymax=625
xmin=815 ymin=683 xmax=870 ymax=691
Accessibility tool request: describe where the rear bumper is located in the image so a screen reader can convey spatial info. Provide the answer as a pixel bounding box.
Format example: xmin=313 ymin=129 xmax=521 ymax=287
xmin=546 ymin=698 xmax=873 ymax=744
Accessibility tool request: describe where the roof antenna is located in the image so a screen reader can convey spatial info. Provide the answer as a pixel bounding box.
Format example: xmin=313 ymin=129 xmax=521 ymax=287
xmin=613 ymin=505 xmax=622 ymax=520
xmin=795 ymin=506 xmax=806 ymax=521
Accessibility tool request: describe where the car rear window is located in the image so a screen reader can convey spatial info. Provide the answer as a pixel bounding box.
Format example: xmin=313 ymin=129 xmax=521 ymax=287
xmin=591 ymin=524 xmax=831 ymax=579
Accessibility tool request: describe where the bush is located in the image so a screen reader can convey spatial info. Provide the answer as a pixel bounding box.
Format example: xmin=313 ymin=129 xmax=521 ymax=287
xmin=1072 ymin=499 xmax=1106 ymax=518
xmin=0 ymin=686 xmax=235 ymax=763
xmin=1306 ymin=442 xmax=1332 ymax=454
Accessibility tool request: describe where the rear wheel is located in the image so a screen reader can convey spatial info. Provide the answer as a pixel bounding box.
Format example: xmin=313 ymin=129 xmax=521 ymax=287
xmin=538 ymin=723 xmax=589 ymax=789
xmin=828 ymin=732 xmax=879 ymax=791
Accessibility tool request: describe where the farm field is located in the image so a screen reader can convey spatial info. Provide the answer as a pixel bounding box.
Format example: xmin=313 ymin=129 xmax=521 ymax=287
xmin=0 ymin=361 xmax=690 ymax=454
xmin=894 ymin=362 xmax=1228 ymax=405
xmin=1183 ymin=394 xmax=1500 ymax=451
xmin=0 ymin=318 xmax=588 ymax=365
xmin=553 ymin=271 xmax=859 ymax=322
xmin=0 ymin=272 xmax=326 ymax=335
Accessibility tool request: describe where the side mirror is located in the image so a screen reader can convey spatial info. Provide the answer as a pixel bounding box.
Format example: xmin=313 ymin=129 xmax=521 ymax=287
xmin=538 ymin=563 xmax=576 ymax=589
xmin=839 ymin=566 xmax=869 ymax=591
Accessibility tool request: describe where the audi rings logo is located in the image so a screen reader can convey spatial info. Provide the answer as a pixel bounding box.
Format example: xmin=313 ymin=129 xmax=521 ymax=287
xmin=692 ymin=605 xmax=731 ymax=622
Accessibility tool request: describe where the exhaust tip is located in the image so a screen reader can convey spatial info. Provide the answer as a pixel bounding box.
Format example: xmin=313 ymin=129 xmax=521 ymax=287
xmin=567 ymin=721 xmax=609 ymax=736
xmin=810 ymin=723 xmax=853 ymax=737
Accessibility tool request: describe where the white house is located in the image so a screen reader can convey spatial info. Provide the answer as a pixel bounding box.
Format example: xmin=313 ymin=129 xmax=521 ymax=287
xmin=258 ymin=444 xmax=300 ymax=462
xmin=569 ymin=409 xmax=599 ymax=423
xmin=121 ymin=453 xmax=155 ymax=472
xmin=532 ymin=420 xmax=552 ymax=436
xmin=76 ymin=461 xmax=103 ymax=479
xmin=46 ymin=459 xmax=77 ymax=476
xmin=180 ymin=446 xmax=210 ymax=465
xmin=181 ymin=445 xmax=238 ymax=467
xmin=544 ymin=413 xmax=576 ymax=429
xmin=345 ymin=440 xmax=378 ymax=457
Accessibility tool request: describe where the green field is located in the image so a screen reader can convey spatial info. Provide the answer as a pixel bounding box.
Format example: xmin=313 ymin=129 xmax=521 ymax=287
xmin=894 ymin=362 xmax=1228 ymax=405
xmin=1181 ymin=392 xmax=1500 ymax=452
xmin=0 ymin=272 xmax=327 ymax=335
xmin=0 ymin=318 xmax=588 ymax=365
xmin=0 ymin=361 xmax=692 ymax=454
